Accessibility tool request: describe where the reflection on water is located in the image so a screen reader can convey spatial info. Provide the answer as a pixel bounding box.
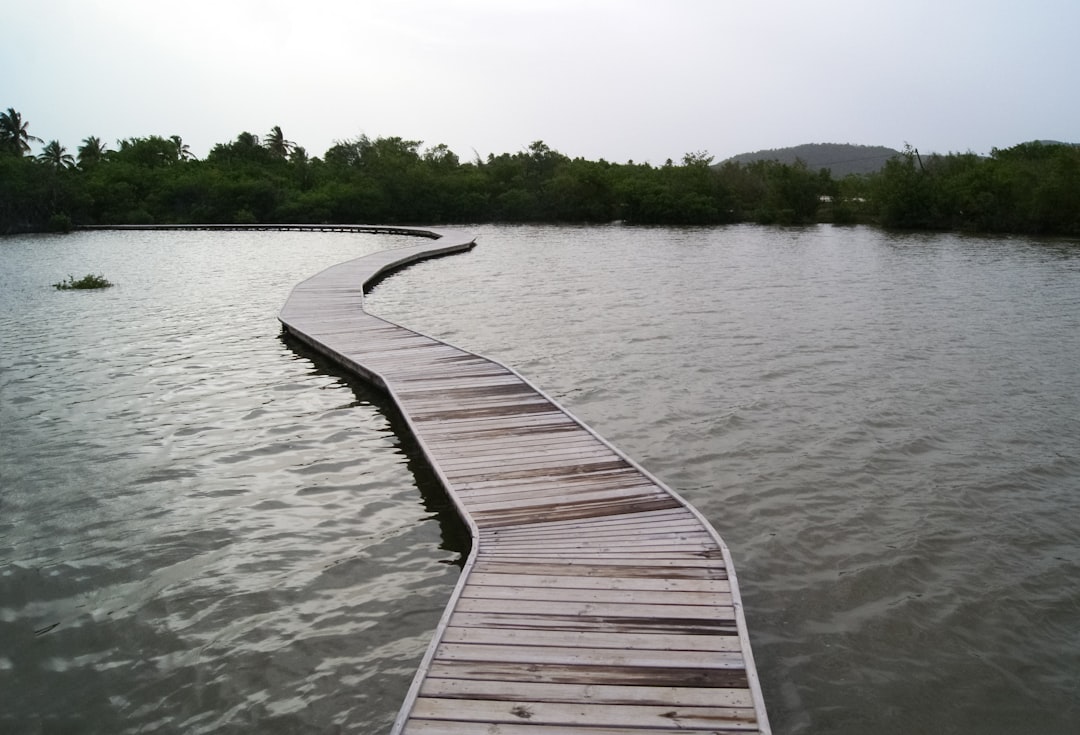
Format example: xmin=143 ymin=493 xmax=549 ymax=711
xmin=367 ymin=224 xmax=1080 ymax=735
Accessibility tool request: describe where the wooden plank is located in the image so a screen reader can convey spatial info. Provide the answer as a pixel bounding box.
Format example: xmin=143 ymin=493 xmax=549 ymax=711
xmin=438 ymin=451 xmax=625 ymax=478
xmin=455 ymin=471 xmax=662 ymax=496
xmin=423 ymin=660 xmax=748 ymax=688
xmin=459 ymin=584 xmax=733 ymax=607
xmin=476 ymin=541 xmax=719 ymax=558
xmin=464 ymin=487 xmax=671 ymax=515
xmin=451 ymin=477 xmax=650 ymax=499
xmin=404 ymin=719 xmax=756 ymax=735
xmin=426 ymin=438 xmax=610 ymax=460
xmin=478 ymin=507 xmax=697 ymax=536
xmin=471 ymin=497 xmax=686 ymax=527
xmin=452 ymin=469 xmax=653 ymax=494
xmin=434 ymin=443 xmax=618 ymax=468
xmin=476 ymin=551 xmax=725 ymax=563
xmin=480 ymin=521 xmax=704 ymax=543
xmin=464 ymin=572 xmax=731 ymax=594
xmin=452 ymin=596 xmax=736 ymax=621
xmin=480 ymin=527 xmax=713 ymax=547
xmin=471 ymin=559 xmax=728 ymax=578
xmin=440 ymin=626 xmax=743 ymax=652
xmin=408 ymin=697 xmax=759 ymax=731
xmin=406 ymin=395 xmax=555 ymax=415
xmin=418 ymin=678 xmax=754 ymax=708
xmin=411 ymin=411 xmax=578 ymax=431
xmin=434 ymin=641 xmax=746 ymax=668
xmin=447 ymin=611 xmax=739 ymax=637
xmin=480 ymin=529 xmax=717 ymax=547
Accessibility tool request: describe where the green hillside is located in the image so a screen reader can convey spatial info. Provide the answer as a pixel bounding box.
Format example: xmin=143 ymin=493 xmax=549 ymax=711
xmin=721 ymin=143 xmax=901 ymax=176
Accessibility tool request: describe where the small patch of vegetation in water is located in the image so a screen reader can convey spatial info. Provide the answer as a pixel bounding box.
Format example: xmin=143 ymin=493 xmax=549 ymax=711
xmin=53 ymin=273 xmax=113 ymax=290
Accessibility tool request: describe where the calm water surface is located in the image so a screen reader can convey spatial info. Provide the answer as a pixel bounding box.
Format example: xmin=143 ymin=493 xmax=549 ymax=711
xmin=3 ymin=225 xmax=1080 ymax=734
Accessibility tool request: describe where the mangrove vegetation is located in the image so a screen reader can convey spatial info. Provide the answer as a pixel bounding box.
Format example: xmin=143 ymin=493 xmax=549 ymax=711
xmin=52 ymin=273 xmax=113 ymax=290
xmin=1 ymin=107 xmax=1077 ymax=236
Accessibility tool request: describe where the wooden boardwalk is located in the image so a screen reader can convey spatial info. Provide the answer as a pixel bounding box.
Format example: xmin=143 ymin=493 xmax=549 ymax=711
xmin=278 ymin=227 xmax=771 ymax=734
xmin=81 ymin=223 xmax=431 ymax=235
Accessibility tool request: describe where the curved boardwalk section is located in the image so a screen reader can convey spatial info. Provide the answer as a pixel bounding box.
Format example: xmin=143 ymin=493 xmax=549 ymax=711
xmin=279 ymin=228 xmax=771 ymax=734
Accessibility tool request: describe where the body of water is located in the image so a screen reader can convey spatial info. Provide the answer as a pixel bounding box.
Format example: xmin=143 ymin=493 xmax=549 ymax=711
xmin=3 ymin=224 xmax=1080 ymax=733
xmin=1 ymin=230 xmax=466 ymax=733
xmin=366 ymin=224 xmax=1080 ymax=734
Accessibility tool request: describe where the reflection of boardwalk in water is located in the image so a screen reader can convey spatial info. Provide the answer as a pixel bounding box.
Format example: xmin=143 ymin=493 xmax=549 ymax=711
xmin=278 ymin=227 xmax=771 ymax=734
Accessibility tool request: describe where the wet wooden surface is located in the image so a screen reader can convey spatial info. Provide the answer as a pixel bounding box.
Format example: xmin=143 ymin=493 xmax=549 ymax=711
xmin=278 ymin=227 xmax=771 ymax=734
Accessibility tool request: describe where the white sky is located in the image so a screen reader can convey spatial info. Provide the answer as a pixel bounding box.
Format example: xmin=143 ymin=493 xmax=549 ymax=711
xmin=5 ymin=0 xmax=1078 ymax=163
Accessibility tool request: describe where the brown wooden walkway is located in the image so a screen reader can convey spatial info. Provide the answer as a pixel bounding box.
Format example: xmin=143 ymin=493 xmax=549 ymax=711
xmin=278 ymin=227 xmax=771 ymax=734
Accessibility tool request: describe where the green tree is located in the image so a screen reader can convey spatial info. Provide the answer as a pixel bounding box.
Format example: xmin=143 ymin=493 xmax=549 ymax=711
xmin=872 ymin=145 xmax=938 ymax=228
xmin=207 ymin=132 xmax=273 ymax=165
xmin=114 ymin=136 xmax=181 ymax=167
xmin=423 ymin=143 xmax=459 ymax=169
xmin=0 ymin=108 xmax=42 ymax=156
xmin=543 ymin=157 xmax=616 ymax=221
xmin=324 ymin=137 xmax=364 ymax=168
xmin=170 ymin=135 xmax=195 ymax=161
xmin=38 ymin=140 xmax=76 ymax=169
xmin=682 ymin=150 xmax=715 ymax=167
xmin=289 ymin=145 xmax=309 ymax=165
xmin=757 ymin=159 xmax=825 ymax=224
xmin=77 ymin=136 xmax=109 ymax=168
xmin=264 ymin=125 xmax=295 ymax=159
xmin=0 ymin=155 xmax=53 ymax=232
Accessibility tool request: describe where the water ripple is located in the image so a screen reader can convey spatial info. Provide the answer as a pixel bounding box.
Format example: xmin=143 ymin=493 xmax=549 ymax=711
xmin=367 ymin=223 xmax=1080 ymax=735
xmin=1 ymin=230 xmax=466 ymax=733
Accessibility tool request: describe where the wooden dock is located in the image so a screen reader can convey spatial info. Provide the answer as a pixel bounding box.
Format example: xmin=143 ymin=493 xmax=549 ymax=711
xmin=81 ymin=223 xmax=432 ymax=235
xmin=278 ymin=227 xmax=771 ymax=734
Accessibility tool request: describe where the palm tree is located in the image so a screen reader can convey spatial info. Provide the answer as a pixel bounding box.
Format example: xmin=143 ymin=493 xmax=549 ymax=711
xmin=288 ymin=145 xmax=309 ymax=165
xmin=77 ymin=135 xmax=109 ymax=167
xmin=170 ymin=135 xmax=195 ymax=161
xmin=0 ymin=108 xmax=43 ymax=156
xmin=264 ymin=125 xmax=295 ymax=159
xmin=38 ymin=140 xmax=76 ymax=169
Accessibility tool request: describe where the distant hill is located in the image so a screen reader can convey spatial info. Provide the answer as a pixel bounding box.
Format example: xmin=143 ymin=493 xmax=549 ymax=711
xmin=720 ymin=143 xmax=901 ymax=176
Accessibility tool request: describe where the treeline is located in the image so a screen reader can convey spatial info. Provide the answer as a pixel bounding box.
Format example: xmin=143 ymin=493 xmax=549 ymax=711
xmin=870 ymin=144 xmax=1080 ymax=234
xmin=2 ymin=107 xmax=1078 ymax=235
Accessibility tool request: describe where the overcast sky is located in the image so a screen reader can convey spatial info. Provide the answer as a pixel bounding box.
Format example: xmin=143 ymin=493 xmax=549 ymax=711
xmin=5 ymin=0 xmax=1078 ymax=164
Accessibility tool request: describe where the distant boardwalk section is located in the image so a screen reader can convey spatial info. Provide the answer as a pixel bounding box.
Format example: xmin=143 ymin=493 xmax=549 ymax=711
xmin=276 ymin=226 xmax=771 ymax=734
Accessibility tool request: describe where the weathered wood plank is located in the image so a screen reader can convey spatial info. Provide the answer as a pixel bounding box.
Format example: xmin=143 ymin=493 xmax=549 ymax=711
xmin=478 ymin=507 xmax=697 ymax=537
xmin=471 ymin=559 xmax=728 ymax=577
xmin=476 ymin=531 xmax=710 ymax=550
xmin=454 ymin=469 xmax=654 ymax=494
xmin=465 ymin=488 xmax=672 ymax=515
xmin=477 ymin=543 xmax=720 ymax=560
xmin=441 ymin=626 xmax=744 ymax=652
xmin=435 ymin=443 xmax=618 ymax=468
xmin=434 ymin=641 xmax=746 ymax=669
xmin=452 ymin=596 xmax=737 ymax=621
xmin=404 ymin=719 xmax=754 ymax=735
xmin=408 ymin=697 xmax=760 ymax=731
xmin=447 ymin=611 xmax=739 ymax=637
xmin=464 ymin=572 xmax=732 ymax=593
xmin=418 ymin=678 xmax=754 ymax=708
xmin=471 ymin=498 xmax=686 ymax=527
xmin=459 ymin=584 xmax=733 ymax=607
xmin=422 ymin=660 xmax=749 ymax=688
